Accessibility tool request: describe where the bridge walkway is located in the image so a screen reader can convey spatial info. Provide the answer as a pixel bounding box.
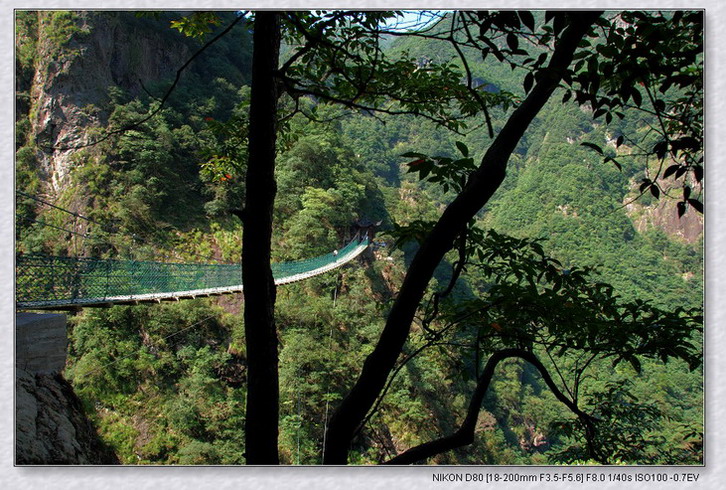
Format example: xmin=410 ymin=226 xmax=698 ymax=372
xmin=16 ymin=238 xmax=368 ymax=310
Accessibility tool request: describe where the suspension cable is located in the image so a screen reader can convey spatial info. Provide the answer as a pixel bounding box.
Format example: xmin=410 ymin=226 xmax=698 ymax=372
xmin=321 ymin=275 xmax=339 ymax=463
xmin=16 ymin=215 xmax=88 ymax=238
xmin=16 ymin=189 xmax=107 ymax=227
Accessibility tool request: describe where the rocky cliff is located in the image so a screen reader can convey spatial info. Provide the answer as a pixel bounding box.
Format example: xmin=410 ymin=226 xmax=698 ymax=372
xmin=629 ymin=196 xmax=703 ymax=244
xmin=14 ymin=12 xmax=213 ymax=464
xmin=16 ymin=369 xmax=120 ymax=465
xmin=20 ymin=11 xmax=195 ymax=194
xmin=15 ymin=313 xmax=118 ymax=465
xmin=625 ymin=176 xmax=703 ymax=244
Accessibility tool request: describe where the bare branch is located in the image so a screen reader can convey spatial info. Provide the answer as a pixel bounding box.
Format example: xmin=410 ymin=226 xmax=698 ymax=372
xmin=354 ymin=300 xmax=500 ymax=441
xmin=282 ymin=82 xmax=468 ymax=134
xmin=453 ymin=12 xmax=494 ymax=138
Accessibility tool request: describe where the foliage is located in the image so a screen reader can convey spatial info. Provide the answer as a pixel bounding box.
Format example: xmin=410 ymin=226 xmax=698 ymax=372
xmin=170 ymin=12 xmax=224 ymax=39
xmin=65 ymin=301 xmax=246 ymax=464
xmin=464 ymin=229 xmax=701 ymax=367
xmin=402 ymin=141 xmax=476 ymax=194
xmin=569 ymin=12 xmax=703 ymax=215
xmin=550 ymin=379 xmax=701 ymax=464
xmin=15 ymin=11 xmax=39 ymax=91
xmin=16 ymin=9 xmax=703 ymax=466
xmin=40 ymin=11 xmax=88 ymax=52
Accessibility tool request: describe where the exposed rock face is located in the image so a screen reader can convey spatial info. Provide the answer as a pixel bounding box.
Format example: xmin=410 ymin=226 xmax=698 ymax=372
xmin=16 ymin=313 xmax=118 ymax=464
xmin=16 ymin=368 xmax=119 ymax=465
xmin=633 ymin=198 xmax=703 ymax=244
xmin=27 ymin=11 xmax=193 ymax=193
xmin=626 ymin=184 xmax=703 ymax=244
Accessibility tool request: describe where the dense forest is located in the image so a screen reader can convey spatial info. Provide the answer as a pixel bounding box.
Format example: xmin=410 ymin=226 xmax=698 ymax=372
xmin=15 ymin=10 xmax=703 ymax=465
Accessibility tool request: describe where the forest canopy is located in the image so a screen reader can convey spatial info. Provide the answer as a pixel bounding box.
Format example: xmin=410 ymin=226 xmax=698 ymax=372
xmin=15 ymin=9 xmax=703 ymax=466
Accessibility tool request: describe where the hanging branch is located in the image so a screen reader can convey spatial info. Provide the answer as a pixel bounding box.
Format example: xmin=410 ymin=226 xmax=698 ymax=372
xmin=451 ymin=12 xmax=494 ymax=138
xmin=352 ymin=300 xmax=501 ymax=442
xmin=383 ymin=348 xmax=601 ymax=465
xmin=422 ymin=227 xmax=469 ymax=335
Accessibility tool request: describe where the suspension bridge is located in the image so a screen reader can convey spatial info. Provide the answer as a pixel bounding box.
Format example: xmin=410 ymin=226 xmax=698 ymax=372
xmin=16 ymin=237 xmax=369 ymax=311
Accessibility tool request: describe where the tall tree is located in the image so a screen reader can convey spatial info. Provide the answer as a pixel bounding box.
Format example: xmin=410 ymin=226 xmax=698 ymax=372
xmin=241 ymin=11 xmax=281 ymax=464
xmin=321 ymin=10 xmax=604 ymax=463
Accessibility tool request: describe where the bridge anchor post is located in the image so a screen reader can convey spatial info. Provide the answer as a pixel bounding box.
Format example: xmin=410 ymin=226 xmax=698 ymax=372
xmin=16 ymin=312 xmax=67 ymax=374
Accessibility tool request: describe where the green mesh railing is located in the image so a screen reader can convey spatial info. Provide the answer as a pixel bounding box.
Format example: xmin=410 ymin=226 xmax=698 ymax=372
xmin=271 ymin=237 xmax=363 ymax=279
xmin=16 ymin=237 xmax=368 ymax=309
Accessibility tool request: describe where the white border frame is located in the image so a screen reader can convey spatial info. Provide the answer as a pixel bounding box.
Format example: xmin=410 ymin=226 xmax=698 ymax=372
xmin=2 ymin=2 xmax=722 ymax=489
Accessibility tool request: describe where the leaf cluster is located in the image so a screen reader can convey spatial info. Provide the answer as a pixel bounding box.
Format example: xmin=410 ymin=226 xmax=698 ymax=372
xmin=570 ymin=12 xmax=703 ymax=214
xmin=550 ymin=379 xmax=700 ymax=464
xmin=401 ymin=141 xmax=475 ymax=194
xmin=451 ymin=230 xmax=702 ymax=374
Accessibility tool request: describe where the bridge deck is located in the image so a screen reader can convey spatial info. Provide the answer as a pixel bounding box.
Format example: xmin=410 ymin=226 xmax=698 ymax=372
xmin=16 ymin=241 xmax=368 ymax=310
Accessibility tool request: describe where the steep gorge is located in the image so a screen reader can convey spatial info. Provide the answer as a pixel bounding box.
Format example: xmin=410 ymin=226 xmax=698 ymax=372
xmin=15 ymin=11 xmax=241 ymax=464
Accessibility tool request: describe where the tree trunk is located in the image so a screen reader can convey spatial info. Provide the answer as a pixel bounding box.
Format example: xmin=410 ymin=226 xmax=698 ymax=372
xmin=243 ymin=11 xmax=281 ymax=465
xmin=322 ymin=12 xmax=602 ymax=464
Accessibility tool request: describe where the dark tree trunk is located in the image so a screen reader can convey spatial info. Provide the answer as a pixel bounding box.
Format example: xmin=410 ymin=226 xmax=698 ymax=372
xmin=243 ymin=11 xmax=281 ymax=465
xmin=322 ymin=12 xmax=602 ymax=464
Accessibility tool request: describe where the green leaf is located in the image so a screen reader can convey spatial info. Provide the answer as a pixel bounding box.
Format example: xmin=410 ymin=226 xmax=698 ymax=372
xmin=581 ymin=142 xmax=604 ymax=154
xmin=653 ymin=141 xmax=668 ymax=160
xmin=650 ymin=184 xmax=660 ymax=199
xmin=687 ymin=199 xmax=703 ymax=213
xmin=663 ymin=164 xmax=680 ymax=179
xmin=693 ymin=165 xmax=703 ymax=182
xmin=519 ymin=11 xmax=535 ymax=31
xmin=605 ymin=157 xmax=622 ymax=171
xmin=506 ymin=32 xmax=519 ymax=51
xmin=455 ymin=141 xmax=469 ymax=158
xmin=677 ymin=201 xmax=687 ymax=218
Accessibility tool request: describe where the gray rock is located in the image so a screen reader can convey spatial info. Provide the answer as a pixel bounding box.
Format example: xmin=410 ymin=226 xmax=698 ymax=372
xmin=16 ymin=368 xmax=119 ymax=465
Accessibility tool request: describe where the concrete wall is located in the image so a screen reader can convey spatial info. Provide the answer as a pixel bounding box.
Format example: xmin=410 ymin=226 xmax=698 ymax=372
xmin=16 ymin=312 xmax=68 ymax=374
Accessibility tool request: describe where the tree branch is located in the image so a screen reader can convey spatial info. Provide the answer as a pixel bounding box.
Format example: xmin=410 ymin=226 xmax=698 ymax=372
xmin=323 ymin=11 xmax=602 ymax=465
xmin=242 ymin=11 xmax=281 ymax=465
xmin=451 ymin=12 xmax=493 ymax=138
xmin=422 ymin=227 xmax=468 ymax=335
xmin=383 ymin=348 xmax=599 ymax=465
xmin=353 ymin=299 xmax=503 ymax=443
xmin=281 ymin=81 xmax=468 ymax=134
